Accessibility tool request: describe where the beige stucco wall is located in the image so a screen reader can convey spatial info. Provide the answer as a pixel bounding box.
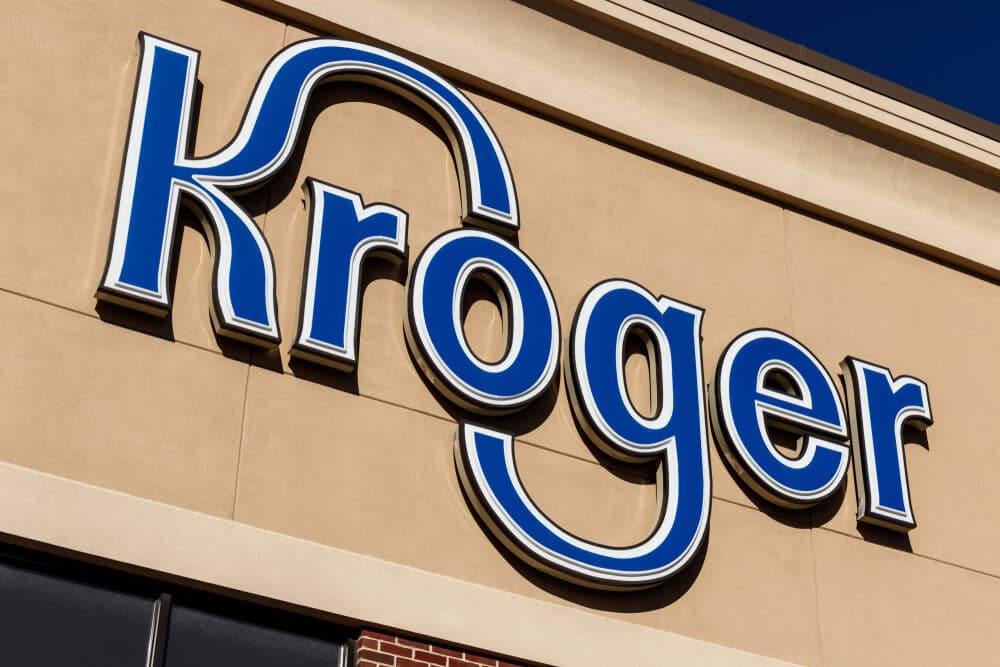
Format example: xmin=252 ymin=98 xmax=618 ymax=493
xmin=1 ymin=1 xmax=999 ymax=666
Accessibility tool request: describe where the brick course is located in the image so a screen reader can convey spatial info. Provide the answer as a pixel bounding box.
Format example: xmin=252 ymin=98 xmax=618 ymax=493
xmin=354 ymin=630 xmax=523 ymax=667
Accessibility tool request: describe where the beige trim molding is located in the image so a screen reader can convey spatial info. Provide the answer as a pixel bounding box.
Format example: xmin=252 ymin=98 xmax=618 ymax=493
xmin=0 ymin=461 xmax=795 ymax=667
xmin=574 ymin=0 xmax=1000 ymax=164
xmin=243 ymin=0 xmax=1000 ymax=280
xmin=642 ymin=0 xmax=1000 ymax=144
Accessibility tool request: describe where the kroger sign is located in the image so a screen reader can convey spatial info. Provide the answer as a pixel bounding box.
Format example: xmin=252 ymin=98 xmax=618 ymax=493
xmin=97 ymin=34 xmax=934 ymax=590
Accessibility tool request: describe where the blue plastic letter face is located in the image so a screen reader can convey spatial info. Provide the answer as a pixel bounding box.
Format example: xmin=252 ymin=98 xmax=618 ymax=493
xmin=406 ymin=230 xmax=560 ymax=414
xmin=98 ymin=35 xmax=280 ymax=343
xmin=291 ymin=180 xmax=408 ymax=370
xmin=711 ymin=329 xmax=850 ymax=508
xmin=99 ymin=33 xmax=519 ymax=346
xmin=841 ymin=357 xmax=933 ymax=531
xmin=456 ymin=280 xmax=711 ymax=589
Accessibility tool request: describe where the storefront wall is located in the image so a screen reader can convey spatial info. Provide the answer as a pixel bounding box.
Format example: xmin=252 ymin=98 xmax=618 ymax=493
xmin=2 ymin=1 xmax=999 ymax=665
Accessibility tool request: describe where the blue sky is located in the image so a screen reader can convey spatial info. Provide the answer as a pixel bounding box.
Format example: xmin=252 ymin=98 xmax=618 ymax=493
xmin=689 ymin=1 xmax=1000 ymax=127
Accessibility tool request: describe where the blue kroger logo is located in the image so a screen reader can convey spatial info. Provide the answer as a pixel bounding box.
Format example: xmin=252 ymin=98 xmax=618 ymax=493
xmin=98 ymin=34 xmax=934 ymax=590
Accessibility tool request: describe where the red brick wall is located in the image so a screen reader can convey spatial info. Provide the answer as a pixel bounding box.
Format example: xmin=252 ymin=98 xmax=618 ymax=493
xmin=355 ymin=630 xmax=525 ymax=667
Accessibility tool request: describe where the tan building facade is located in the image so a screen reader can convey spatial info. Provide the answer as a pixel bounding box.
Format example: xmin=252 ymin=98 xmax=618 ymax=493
xmin=2 ymin=1 xmax=999 ymax=665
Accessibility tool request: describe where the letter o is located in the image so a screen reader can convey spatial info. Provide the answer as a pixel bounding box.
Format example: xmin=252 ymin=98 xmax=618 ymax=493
xmin=405 ymin=230 xmax=560 ymax=414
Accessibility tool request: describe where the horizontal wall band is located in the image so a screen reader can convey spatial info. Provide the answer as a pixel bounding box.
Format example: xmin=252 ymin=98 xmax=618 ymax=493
xmin=0 ymin=461 xmax=794 ymax=666
xmin=243 ymin=0 xmax=1000 ymax=280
